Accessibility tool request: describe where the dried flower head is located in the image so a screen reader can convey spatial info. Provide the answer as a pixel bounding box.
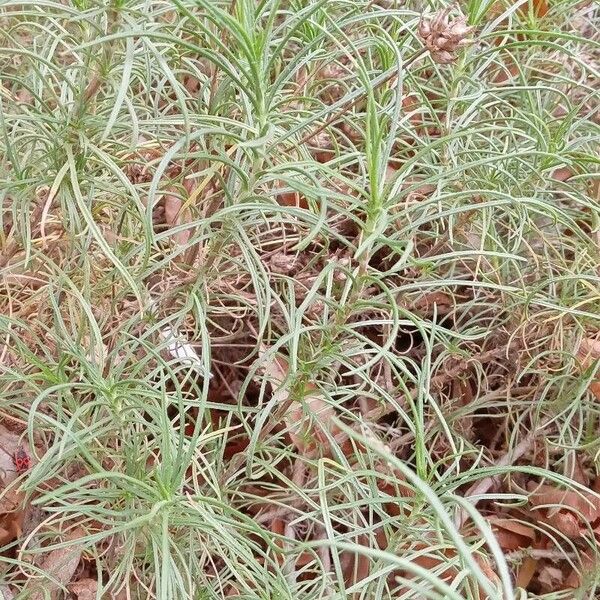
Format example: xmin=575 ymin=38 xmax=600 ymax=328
xmin=418 ymin=6 xmax=473 ymax=64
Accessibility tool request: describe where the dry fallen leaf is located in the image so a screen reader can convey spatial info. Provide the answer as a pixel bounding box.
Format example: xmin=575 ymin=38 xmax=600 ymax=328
xmin=577 ymin=338 xmax=600 ymax=364
xmin=258 ymin=346 xmax=340 ymax=455
xmin=489 ymin=517 xmax=535 ymax=551
xmin=491 ymin=55 xmax=520 ymax=85
xmin=411 ymin=291 xmax=453 ymax=314
xmin=68 ymin=577 xmax=98 ymax=600
xmin=564 ymin=452 xmax=588 ymax=486
xmin=565 ymin=550 xmax=596 ymax=589
xmin=527 ymin=482 xmax=600 ymax=537
xmin=396 ymin=542 xmax=499 ymax=597
xmin=537 ymin=565 xmax=564 ymax=593
xmin=523 ymin=0 xmax=548 ymax=18
xmin=163 ymin=192 xmax=192 ymax=246
xmin=551 ymin=167 xmax=575 ymax=182
xmin=275 ymin=180 xmax=308 ymax=209
xmin=340 ymin=534 xmax=371 ymax=589
xmin=474 ymin=553 xmax=502 ymax=592
xmin=516 ymin=556 xmax=538 ymax=589
xmin=576 ymin=337 xmax=600 ymax=400
xmin=29 ymin=527 xmax=85 ymax=600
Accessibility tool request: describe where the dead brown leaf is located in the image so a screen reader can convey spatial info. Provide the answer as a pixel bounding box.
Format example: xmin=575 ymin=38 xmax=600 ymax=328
xmin=410 ymin=291 xmax=453 ymax=314
xmin=524 ymin=0 xmax=548 ymax=17
xmin=565 ymin=550 xmax=596 ymax=588
xmin=0 ymin=525 xmax=13 ymax=547
xmin=515 ymin=556 xmax=538 ymax=589
xmin=275 ymin=180 xmax=308 ymax=209
xmin=28 ymin=527 xmax=85 ymax=600
xmin=393 ymin=542 xmax=460 ymax=596
xmin=340 ymin=534 xmax=371 ymax=589
xmin=270 ymin=516 xmax=286 ymax=562
xmin=68 ymin=577 xmax=98 ymax=600
xmin=527 ymin=482 xmax=600 ymax=537
xmin=489 ymin=517 xmax=535 ymax=551
xmin=492 ymin=57 xmax=520 ymax=85
xmin=0 ymin=511 xmax=23 ymax=547
xmin=577 ymin=338 xmax=600 ymax=366
xmin=310 ymin=131 xmax=335 ymax=164
xmin=576 ymin=337 xmax=600 ymax=400
xmin=537 ymin=565 xmax=564 ymax=593
xmin=564 ymin=452 xmax=588 ymax=486
xmin=259 ymin=346 xmax=340 ymax=455
xmin=551 ymin=167 xmax=575 ymax=182
xmin=397 ymin=543 xmax=498 ymax=597
xmin=474 ymin=553 xmax=502 ymax=592
xmin=163 ymin=192 xmax=192 ymax=246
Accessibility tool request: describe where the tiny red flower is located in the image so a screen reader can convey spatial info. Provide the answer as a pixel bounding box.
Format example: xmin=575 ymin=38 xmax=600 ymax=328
xmin=13 ymin=446 xmax=31 ymax=473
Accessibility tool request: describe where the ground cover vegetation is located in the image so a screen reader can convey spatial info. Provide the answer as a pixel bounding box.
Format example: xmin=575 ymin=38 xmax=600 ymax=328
xmin=0 ymin=0 xmax=599 ymax=598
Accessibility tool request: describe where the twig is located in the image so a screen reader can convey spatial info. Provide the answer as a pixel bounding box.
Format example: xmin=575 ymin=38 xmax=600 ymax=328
xmin=505 ymin=547 xmax=578 ymax=563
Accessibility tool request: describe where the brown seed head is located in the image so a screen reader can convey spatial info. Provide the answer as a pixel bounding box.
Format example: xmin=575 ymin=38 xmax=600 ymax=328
xmin=418 ymin=7 xmax=473 ymax=64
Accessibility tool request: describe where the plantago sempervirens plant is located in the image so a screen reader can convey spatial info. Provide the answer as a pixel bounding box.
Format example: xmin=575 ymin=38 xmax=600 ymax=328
xmin=0 ymin=0 xmax=598 ymax=598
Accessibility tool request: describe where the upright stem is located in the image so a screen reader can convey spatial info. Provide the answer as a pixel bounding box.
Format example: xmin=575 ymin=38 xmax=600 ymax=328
xmin=290 ymin=47 xmax=427 ymax=150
